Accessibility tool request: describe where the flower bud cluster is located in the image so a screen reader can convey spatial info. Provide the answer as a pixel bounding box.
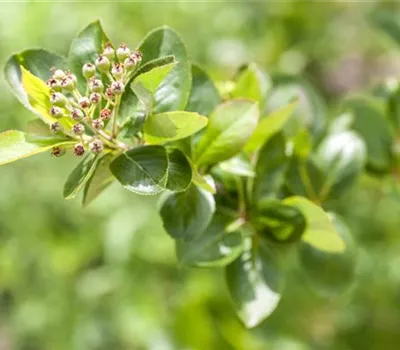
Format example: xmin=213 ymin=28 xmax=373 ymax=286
xmin=48 ymin=42 xmax=142 ymax=158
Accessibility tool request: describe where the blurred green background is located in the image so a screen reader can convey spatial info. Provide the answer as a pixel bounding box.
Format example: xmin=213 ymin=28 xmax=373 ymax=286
xmin=1 ymin=1 xmax=400 ymax=349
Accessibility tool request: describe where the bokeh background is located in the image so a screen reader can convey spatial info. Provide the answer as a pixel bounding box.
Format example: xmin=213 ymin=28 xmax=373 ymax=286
xmin=1 ymin=1 xmax=400 ymax=349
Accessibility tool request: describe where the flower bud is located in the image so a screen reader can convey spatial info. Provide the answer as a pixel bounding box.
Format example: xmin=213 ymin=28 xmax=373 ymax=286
xmin=116 ymin=43 xmax=131 ymax=61
xmin=89 ymin=78 xmax=104 ymax=93
xmin=90 ymin=92 xmax=101 ymax=104
xmin=132 ymin=50 xmax=143 ymax=64
xmin=72 ymin=123 xmax=85 ymax=136
xmin=92 ymin=118 xmax=104 ymax=130
xmin=67 ymin=72 xmax=78 ymax=85
xmin=100 ymin=108 xmax=112 ymax=121
xmin=50 ymin=92 xmax=68 ymax=107
xmin=102 ymin=42 xmax=115 ymax=60
xmin=110 ymin=81 xmax=124 ymax=95
xmin=105 ymin=87 xmax=114 ymax=100
xmin=89 ymin=139 xmax=104 ymax=154
xmin=50 ymin=106 xmax=64 ymax=118
xmin=52 ymin=69 xmax=66 ymax=80
xmin=124 ymin=56 xmax=136 ymax=71
xmin=51 ymin=146 xmax=66 ymax=157
xmin=95 ymin=55 xmax=110 ymax=72
xmin=111 ymin=63 xmax=124 ymax=80
xmin=47 ymin=78 xmax=62 ymax=92
xmin=83 ymin=63 xmax=96 ymax=79
xmin=73 ymin=143 xmax=85 ymax=157
xmin=79 ymin=97 xmax=91 ymax=109
xmin=71 ymin=108 xmax=84 ymax=121
xmin=50 ymin=122 xmax=62 ymax=134
xmin=61 ymin=77 xmax=75 ymax=91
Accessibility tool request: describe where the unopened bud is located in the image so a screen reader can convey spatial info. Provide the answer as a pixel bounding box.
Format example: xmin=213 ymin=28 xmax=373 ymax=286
xmin=52 ymin=69 xmax=66 ymax=80
xmin=102 ymin=42 xmax=115 ymax=60
xmin=116 ymin=43 xmax=131 ymax=61
xmin=79 ymin=97 xmax=91 ymax=109
xmin=111 ymin=63 xmax=124 ymax=80
xmin=73 ymin=143 xmax=85 ymax=157
xmin=50 ymin=106 xmax=64 ymax=118
xmin=95 ymin=55 xmax=110 ymax=72
xmin=47 ymin=78 xmax=62 ymax=92
xmin=71 ymin=108 xmax=84 ymax=121
xmin=89 ymin=78 xmax=104 ymax=93
xmin=90 ymin=92 xmax=101 ymax=104
xmin=110 ymin=81 xmax=124 ymax=95
xmin=50 ymin=92 xmax=67 ymax=107
xmin=51 ymin=146 xmax=66 ymax=157
xmin=50 ymin=122 xmax=62 ymax=134
xmin=82 ymin=63 xmax=96 ymax=79
xmin=105 ymin=87 xmax=114 ymax=100
xmin=92 ymin=118 xmax=104 ymax=130
xmin=100 ymin=108 xmax=112 ymax=121
xmin=89 ymin=139 xmax=104 ymax=154
xmin=124 ymin=57 xmax=136 ymax=71
xmin=72 ymin=123 xmax=85 ymax=136
xmin=67 ymin=72 xmax=77 ymax=85
xmin=61 ymin=77 xmax=75 ymax=91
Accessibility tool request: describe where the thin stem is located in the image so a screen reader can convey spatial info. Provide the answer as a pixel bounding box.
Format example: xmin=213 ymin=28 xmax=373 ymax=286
xmin=112 ymin=94 xmax=122 ymax=138
xmin=235 ymin=176 xmax=246 ymax=218
xmin=299 ymin=163 xmax=320 ymax=204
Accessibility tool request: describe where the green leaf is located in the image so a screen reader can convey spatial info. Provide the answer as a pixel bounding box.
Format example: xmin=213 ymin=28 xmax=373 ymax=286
xmin=195 ymin=100 xmax=259 ymax=166
xmin=143 ymin=111 xmax=208 ymax=144
xmin=159 ymin=185 xmax=215 ymax=241
xmin=226 ymin=240 xmax=284 ymax=328
xmin=344 ymin=97 xmax=394 ymax=173
xmin=20 ymin=67 xmax=72 ymax=129
xmin=176 ymin=213 xmax=244 ymax=267
xmin=298 ymin=214 xmax=356 ymax=295
xmin=83 ymin=153 xmax=115 ymax=207
xmin=371 ymin=10 xmax=400 ymax=46
xmin=26 ymin=119 xmax=52 ymax=136
xmin=186 ymin=64 xmax=221 ymax=116
xmin=133 ymin=55 xmax=175 ymax=78
xmin=232 ymin=63 xmax=271 ymax=110
xmin=245 ymin=100 xmax=297 ymax=152
xmin=268 ymin=75 xmax=326 ymax=138
xmin=4 ymin=49 xmax=67 ymax=106
xmin=134 ymin=62 xmax=176 ymax=94
xmin=313 ymin=131 xmax=366 ymax=200
xmin=0 ymin=130 xmax=73 ymax=166
xmin=138 ymin=26 xmax=191 ymax=113
xmin=165 ymin=148 xmax=192 ymax=192
xmin=110 ymin=146 xmax=168 ymax=195
xmin=68 ymin=20 xmax=110 ymax=92
xmin=192 ymin=169 xmax=216 ymax=194
xmin=284 ymin=196 xmax=345 ymax=253
xmin=219 ymin=155 xmax=255 ymax=178
xmin=253 ymin=132 xmax=288 ymax=202
xmin=64 ymin=154 xmax=100 ymax=200
xmin=254 ymin=199 xmax=306 ymax=243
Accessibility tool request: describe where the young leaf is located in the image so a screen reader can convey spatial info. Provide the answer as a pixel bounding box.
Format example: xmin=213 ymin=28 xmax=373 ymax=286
xmin=134 ymin=62 xmax=176 ymax=94
xmin=245 ymin=100 xmax=297 ymax=152
xmin=0 ymin=130 xmax=73 ymax=166
xmin=254 ymin=199 xmax=306 ymax=243
xmin=159 ymin=185 xmax=215 ymax=241
xmin=226 ymin=240 xmax=284 ymax=328
xmin=64 ymin=154 xmax=100 ymax=200
xmin=219 ymin=155 xmax=255 ymax=178
xmin=232 ymin=63 xmax=271 ymax=110
xmin=186 ymin=64 xmax=221 ymax=116
xmin=253 ymin=132 xmax=288 ymax=202
xmin=133 ymin=55 xmax=175 ymax=78
xmin=314 ymin=131 xmax=366 ymax=200
xmin=138 ymin=26 xmax=191 ymax=113
xmin=68 ymin=20 xmax=110 ymax=92
xmin=176 ymin=213 xmax=244 ymax=267
xmin=143 ymin=111 xmax=208 ymax=144
xmin=20 ymin=67 xmax=71 ymax=129
xmin=110 ymin=146 xmax=168 ymax=195
xmin=165 ymin=148 xmax=192 ymax=192
xmin=284 ymin=196 xmax=345 ymax=253
xmin=83 ymin=153 xmax=115 ymax=207
xmin=4 ymin=48 xmax=67 ymax=117
xmin=268 ymin=75 xmax=326 ymax=138
xmin=194 ymin=100 xmax=259 ymax=166
xmin=192 ymin=169 xmax=216 ymax=194
xmin=344 ymin=97 xmax=394 ymax=173
xmin=298 ymin=214 xmax=356 ymax=295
